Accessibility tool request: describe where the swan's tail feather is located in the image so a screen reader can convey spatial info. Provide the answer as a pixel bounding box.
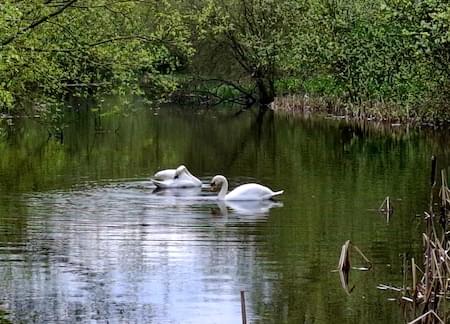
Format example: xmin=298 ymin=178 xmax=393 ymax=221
xmin=271 ymin=190 xmax=284 ymax=197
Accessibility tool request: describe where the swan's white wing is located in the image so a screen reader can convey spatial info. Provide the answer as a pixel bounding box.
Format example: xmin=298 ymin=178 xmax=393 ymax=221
xmin=225 ymin=184 xmax=283 ymax=201
xmin=177 ymin=169 xmax=202 ymax=186
xmin=153 ymin=169 xmax=176 ymax=181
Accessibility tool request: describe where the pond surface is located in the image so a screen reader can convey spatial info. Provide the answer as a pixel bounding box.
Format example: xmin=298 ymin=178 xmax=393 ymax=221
xmin=0 ymin=101 xmax=449 ymax=323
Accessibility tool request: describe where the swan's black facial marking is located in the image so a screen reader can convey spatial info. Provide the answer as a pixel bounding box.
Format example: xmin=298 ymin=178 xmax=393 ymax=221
xmin=174 ymin=174 xmax=179 ymax=179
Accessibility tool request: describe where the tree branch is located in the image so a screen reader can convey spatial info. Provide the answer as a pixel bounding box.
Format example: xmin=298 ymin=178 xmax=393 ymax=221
xmin=15 ymin=35 xmax=161 ymax=53
xmin=1 ymin=0 xmax=79 ymax=46
xmin=198 ymin=77 xmax=255 ymax=98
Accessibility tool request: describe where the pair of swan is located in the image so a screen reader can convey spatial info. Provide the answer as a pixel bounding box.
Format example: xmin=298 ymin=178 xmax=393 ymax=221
xmin=151 ymin=165 xmax=283 ymax=201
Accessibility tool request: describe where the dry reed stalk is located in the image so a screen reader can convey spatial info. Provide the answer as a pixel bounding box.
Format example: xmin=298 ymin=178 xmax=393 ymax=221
xmin=431 ymin=156 xmax=437 ymax=186
xmin=382 ymin=164 xmax=450 ymax=324
xmin=407 ymin=310 xmax=444 ymax=324
xmin=440 ymin=170 xmax=450 ymax=206
xmin=352 ymin=245 xmax=372 ymax=267
xmin=338 ymin=240 xmax=372 ymax=272
xmin=337 ymin=240 xmax=372 ymax=294
xmin=412 ymin=258 xmax=417 ymax=296
xmin=378 ymin=196 xmax=393 ymax=222
xmin=377 ymin=284 xmax=403 ymax=292
xmin=338 ymin=240 xmax=351 ymax=273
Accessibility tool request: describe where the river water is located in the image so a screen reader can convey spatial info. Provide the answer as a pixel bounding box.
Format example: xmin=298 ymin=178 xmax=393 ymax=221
xmin=0 ymin=102 xmax=449 ymax=323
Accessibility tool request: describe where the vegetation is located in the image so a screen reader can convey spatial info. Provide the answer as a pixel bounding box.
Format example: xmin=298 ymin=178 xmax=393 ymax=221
xmin=0 ymin=0 xmax=192 ymax=112
xmin=1 ymin=0 xmax=450 ymax=122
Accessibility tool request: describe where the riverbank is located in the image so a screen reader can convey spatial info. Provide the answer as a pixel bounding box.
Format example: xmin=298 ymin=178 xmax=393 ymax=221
xmin=272 ymin=94 xmax=450 ymax=128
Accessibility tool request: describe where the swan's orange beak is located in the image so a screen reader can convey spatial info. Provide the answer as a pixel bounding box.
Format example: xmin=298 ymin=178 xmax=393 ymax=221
xmin=210 ymin=183 xmax=217 ymax=192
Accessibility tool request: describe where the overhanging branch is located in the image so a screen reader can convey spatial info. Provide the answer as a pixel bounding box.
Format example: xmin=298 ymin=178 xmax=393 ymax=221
xmin=1 ymin=0 xmax=79 ymax=47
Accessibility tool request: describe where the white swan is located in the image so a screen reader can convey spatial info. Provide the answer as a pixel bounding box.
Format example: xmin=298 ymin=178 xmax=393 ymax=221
xmin=210 ymin=175 xmax=283 ymax=200
xmin=151 ymin=165 xmax=202 ymax=188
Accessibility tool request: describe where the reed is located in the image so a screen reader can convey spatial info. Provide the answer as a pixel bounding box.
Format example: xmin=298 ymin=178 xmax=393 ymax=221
xmin=379 ymin=196 xmax=394 ymax=223
xmin=272 ymin=95 xmax=409 ymax=123
xmin=337 ymin=240 xmax=372 ymax=295
xmin=389 ymin=164 xmax=450 ymax=323
xmin=338 ymin=240 xmax=372 ymax=272
xmin=375 ymin=157 xmax=450 ymax=323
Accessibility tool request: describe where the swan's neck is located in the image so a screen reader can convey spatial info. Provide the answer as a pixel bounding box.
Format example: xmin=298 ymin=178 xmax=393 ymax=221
xmin=218 ymin=178 xmax=228 ymax=200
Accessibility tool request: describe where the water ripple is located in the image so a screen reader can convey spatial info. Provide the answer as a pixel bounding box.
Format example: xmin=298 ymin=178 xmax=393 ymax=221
xmin=0 ymin=180 xmax=281 ymax=323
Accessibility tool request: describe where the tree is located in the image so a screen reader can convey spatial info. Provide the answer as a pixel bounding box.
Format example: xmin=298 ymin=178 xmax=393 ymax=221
xmin=0 ymin=0 xmax=193 ymax=112
xmin=191 ymin=0 xmax=305 ymax=106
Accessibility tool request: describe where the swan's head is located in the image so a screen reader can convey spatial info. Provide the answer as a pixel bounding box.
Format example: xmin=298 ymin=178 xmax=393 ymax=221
xmin=174 ymin=165 xmax=187 ymax=179
xmin=210 ymin=175 xmax=226 ymax=192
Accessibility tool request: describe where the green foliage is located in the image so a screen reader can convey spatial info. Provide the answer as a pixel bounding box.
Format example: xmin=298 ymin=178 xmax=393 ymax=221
xmin=0 ymin=0 xmax=193 ymax=113
xmin=187 ymin=0 xmax=450 ymax=117
xmin=1 ymin=0 xmax=450 ymax=120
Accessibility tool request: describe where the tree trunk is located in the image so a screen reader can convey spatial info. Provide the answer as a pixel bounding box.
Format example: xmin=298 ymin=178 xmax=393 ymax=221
xmin=255 ymin=77 xmax=275 ymax=106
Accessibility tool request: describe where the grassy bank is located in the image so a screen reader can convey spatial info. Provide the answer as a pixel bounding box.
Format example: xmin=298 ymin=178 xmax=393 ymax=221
xmin=272 ymin=94 xmax=450 ymax=127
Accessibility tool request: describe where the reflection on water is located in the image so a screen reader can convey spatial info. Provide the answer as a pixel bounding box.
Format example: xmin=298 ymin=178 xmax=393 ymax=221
xmin=1 ymin=180 xmax=280 ymax=323
xmin=149 ymin=186 xmax=283 ymax=217
xmin=0 ymin=102 xmax=450 ymax=323
xmin=219 ymin=200 xmax=283 ymax=216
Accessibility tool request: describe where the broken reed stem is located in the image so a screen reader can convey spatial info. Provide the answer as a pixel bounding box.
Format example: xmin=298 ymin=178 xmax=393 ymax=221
xmin=411 ymin=257 xmax=417 ymax=315
xmin=430 ymin=156 xmax=437 ymax=215
xmin=240 ymin=290 xmax=247 ymax=324
xmin=338 ymin=240 xmax=351 ymax=272
xmin=407 ymin=310 xmax=444 ymax=324
xmin=378 ymin=196 xmax=393 ymax=222
xmin=440 ymin=169 xmax=450 ymax=232
xmin=337 ymin=240 xmax=371 ymax=295
xmin=402 ymin=254 xmax=407 ymax=297
xmin=432 ymin=252 xmax=444 ymax=292
xmin=352 ymin=245 xmax=372 ymax=269
xmin=387 ymin=196 xmax=390 ymax=215
xmin=338 ymin=240 xmax=372 ymax=272
xmin=431 ymin=156 xmax=437 ymax=187
xmin=412 ymin=258 xmax=416 ymax=296
xmin=379 ymin=196 xmax=388 ymax=211
xmin=441 ymin=170 xmax=447 ymax=207
xmin=397 ymin=162 xmax=450 ymax=324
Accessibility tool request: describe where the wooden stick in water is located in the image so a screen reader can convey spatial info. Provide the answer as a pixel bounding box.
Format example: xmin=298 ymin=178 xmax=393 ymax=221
xmin=240 ymin=290 xmax=247 ymax=324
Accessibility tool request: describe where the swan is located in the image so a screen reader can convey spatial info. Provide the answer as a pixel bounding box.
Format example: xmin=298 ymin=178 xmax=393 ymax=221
xmin=151 ymin=165 xmax=202 ymax=188
xmin=210 ymin=175 xmax=283 ymax=201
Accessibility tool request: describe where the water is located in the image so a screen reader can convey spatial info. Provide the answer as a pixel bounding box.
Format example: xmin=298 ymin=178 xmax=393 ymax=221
xmin=0 ymin=102 xmax=449 ymax=323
